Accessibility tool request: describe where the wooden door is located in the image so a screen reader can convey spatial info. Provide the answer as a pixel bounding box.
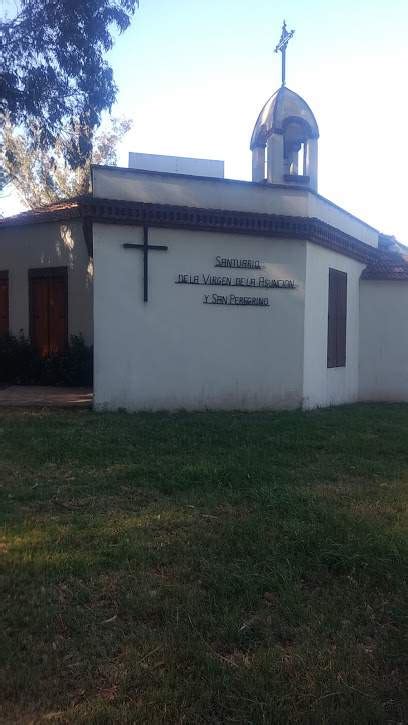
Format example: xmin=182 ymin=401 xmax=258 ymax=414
xmin=30 ymin=269 xmax=67 ymax=356
xmin=0 ymin=273 xmax=9 ymax=337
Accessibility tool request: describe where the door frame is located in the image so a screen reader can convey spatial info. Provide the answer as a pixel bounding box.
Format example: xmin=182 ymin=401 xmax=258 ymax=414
xmin=29 ymin=267 xmax=68 ymax=353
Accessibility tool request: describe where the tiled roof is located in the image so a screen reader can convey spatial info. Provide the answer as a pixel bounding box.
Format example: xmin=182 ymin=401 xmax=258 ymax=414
xmin=1 ymin=194 xmax=408 ymax=282
xmin=0 ymin=197 xmax=89 ymax=227
xmin=361 ymin=257 xmax=408 ymax=280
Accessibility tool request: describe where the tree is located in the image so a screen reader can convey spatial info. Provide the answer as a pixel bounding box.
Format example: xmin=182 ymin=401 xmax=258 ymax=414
xmin=2 ymin=115 xmax=133 ymax=208
xmin=1 ymin=0 xmax=138 ymax=168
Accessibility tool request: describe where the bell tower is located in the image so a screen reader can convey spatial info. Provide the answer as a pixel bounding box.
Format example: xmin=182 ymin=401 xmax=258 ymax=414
xmin=250 ymin=22 xmax=319 ymax=191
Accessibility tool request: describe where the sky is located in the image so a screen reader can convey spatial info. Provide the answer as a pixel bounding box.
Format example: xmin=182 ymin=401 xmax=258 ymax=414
xmin=3 ymin=0 xmax=408 ymax=241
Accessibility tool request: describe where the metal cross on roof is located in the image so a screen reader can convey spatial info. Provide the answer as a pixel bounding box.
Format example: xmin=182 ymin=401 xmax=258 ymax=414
xmin=274 ymin=20 xmax=295 ymax=87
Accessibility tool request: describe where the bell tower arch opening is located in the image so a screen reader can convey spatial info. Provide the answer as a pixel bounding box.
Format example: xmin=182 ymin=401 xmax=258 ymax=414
xmin=250 ymin=22 xmax=319 ymax=191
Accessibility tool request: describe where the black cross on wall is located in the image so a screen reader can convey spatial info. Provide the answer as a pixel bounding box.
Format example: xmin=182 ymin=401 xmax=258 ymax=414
xmin=123 ymin=225 xmax=168 ymax=302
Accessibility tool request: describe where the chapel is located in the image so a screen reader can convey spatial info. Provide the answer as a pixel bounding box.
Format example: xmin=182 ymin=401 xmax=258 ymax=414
xmin=1 ymin=22 xmax=408 ymax=411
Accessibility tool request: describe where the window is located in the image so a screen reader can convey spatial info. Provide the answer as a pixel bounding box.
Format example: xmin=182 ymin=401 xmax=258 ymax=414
xmin=0 ymin=271 xmax=9 ymax=336
xmin=327 ymin=268 xmax=347 ymax=368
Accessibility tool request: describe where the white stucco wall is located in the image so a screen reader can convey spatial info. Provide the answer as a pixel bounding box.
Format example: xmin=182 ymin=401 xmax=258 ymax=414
xmin=303 ymin=243 xmax=365 ymax=409
xmin=359 ymin=281 xmax=408 ymax=401
xmin=92 ymin=167 xmax=379 ymax=247
xmin=0 ymin=220 xmax=93 ymax=343
xmin=93 ymin=167 xmax=309 ymax=218
xmin=93 ymin=224 xmax=307 ymax=411
xmin=308 ymin=195 xmax=379 ymax=248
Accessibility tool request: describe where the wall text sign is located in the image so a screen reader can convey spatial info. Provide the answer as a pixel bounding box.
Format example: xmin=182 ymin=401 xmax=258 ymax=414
xmin=215 ymin=256 xmax=263 ymax=270
xmin=175 ymin=257 xmax=297 ymax=308
xmin=175 ymin=273 xmax=295 ymax=289
xmin=204 ymin=294 xmax=269 ymax=306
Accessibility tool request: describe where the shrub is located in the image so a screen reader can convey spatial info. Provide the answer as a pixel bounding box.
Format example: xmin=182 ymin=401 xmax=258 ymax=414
xmin=49 ymin=335 xmax=93 ymax=386
xmin=0 ymin=332 xmax=42 ymax=384
xmin=0 ymin=332 xmax=93 ymax=386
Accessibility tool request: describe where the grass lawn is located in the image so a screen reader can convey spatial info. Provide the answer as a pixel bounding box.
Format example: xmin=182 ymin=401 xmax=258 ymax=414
xmin=1 ymin=405 xmax=408 ymax=724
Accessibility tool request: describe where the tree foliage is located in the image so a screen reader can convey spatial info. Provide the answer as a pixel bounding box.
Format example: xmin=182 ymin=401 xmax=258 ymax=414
xmin=1 ymin=0 xmax=138 ymax=167
xmin=2 ymin=115 xmax=133 ymax=208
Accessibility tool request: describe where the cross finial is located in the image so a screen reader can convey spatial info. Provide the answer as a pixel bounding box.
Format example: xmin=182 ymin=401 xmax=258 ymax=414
xmin=274 ymin=20 xmax=295 ymax=86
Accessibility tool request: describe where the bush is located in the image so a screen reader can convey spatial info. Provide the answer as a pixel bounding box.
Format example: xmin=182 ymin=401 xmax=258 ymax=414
xmin=48 ymin=335 xmax=93 ymax=386
xmin=0 ymin=332 xmax=93 ymax=386
xmin=0 ymin=332 xmax=42 ymax=384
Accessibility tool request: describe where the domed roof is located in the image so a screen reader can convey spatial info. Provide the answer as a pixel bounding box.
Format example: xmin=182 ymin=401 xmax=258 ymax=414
xmin=250 ymin=86 xmax=319 ymax=150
